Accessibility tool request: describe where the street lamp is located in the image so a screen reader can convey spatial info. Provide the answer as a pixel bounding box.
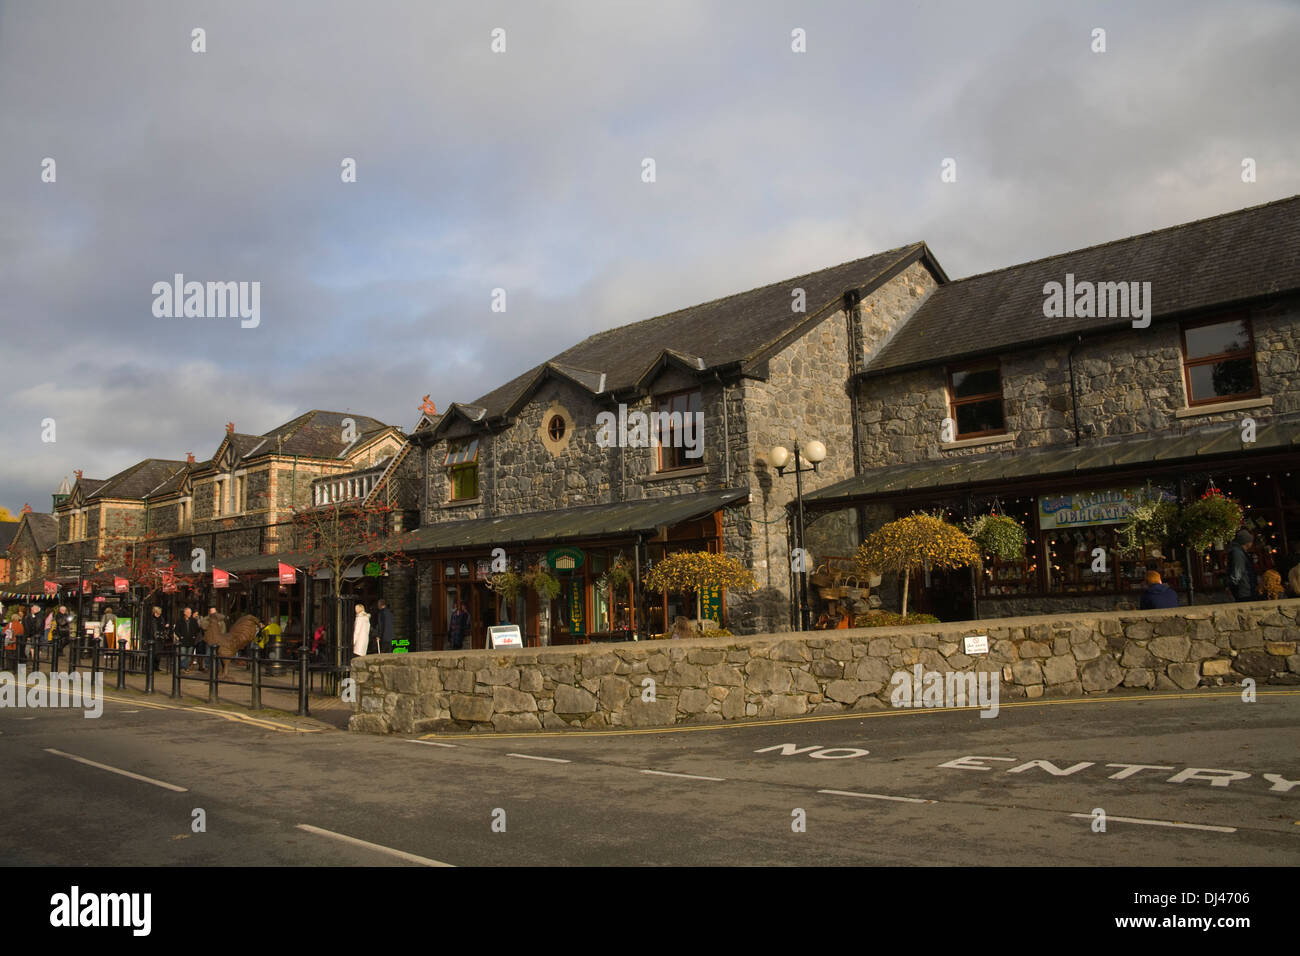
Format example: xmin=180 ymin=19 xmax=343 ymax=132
xmin=769 ymin=439 xmax=827 ymax=630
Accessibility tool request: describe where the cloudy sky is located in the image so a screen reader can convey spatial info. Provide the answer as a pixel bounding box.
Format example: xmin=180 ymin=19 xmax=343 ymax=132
xmin=2 ymin=0 xmax=1297 ymax=513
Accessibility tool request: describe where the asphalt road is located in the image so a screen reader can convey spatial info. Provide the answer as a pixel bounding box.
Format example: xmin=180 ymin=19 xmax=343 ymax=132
xmin=1 ymin=687 xmax=1297 ymax=866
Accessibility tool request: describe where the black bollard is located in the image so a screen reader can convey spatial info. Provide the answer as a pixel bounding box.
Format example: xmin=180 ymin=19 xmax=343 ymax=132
xmin=297 ymin=647 xmax=309 ymax=717
xmin=208 ymin=644 xmax=218 ymax=703
xmin=145 ymin=642 xmax=154 ymax=694
xmin=116 ymin=641 xmax=126 ymax=690
xmin=171 ymin=647 xmax=181 ymax=699
xmin=250 ymin=645 xmax=261 ymax=710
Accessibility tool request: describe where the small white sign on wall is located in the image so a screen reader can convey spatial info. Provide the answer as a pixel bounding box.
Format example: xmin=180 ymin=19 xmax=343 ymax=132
xmin=488 ymin=625 xmax=522 ymax=649
xmin=963 ymin=635 xmax=989 ymax=655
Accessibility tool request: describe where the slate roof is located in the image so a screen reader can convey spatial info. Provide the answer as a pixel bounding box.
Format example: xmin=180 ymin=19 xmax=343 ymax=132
xmin=460 ymin=243 xmax=939 ymax=422
xmin=803 ymin=415 xmax=1300 ymax=508
xmin=0 ymin=521 xmax=18 ymax=553
xmin=865 ymin=194 xmax=1300 ymax=377
xmin=22 ymin=513 xmax=58 ymax=552
xmin=88 ymin=459 xmax=189 ymax=501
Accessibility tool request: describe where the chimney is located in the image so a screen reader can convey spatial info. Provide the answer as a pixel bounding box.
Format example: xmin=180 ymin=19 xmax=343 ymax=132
xmin=186 ymin=452 xmax=196 ymax=464
xmin=226 ymin=422 xmax=235 ymax=435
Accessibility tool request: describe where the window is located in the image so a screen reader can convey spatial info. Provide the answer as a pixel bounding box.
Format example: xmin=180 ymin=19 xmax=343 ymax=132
xmin=445 ymin=438 xmax=480 ymax=501
xmin=235 ymin=475 xmax=246 ymax=512
xmin=947 ymin=361 xmax=1005 ymax=439
xmin=547 ymin=415 xmax=566 ymax=442
xmin=1181 ymin=315 xmax=1258 ymax=405
xmin=213 ymin=479 xmax=224 ymax=517
xmin=655 ymin=389 xmax=703 ymax=471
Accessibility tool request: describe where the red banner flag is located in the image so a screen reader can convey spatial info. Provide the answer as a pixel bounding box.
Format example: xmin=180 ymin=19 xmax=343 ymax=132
xmin=278 ymin=562 xmax=297 ymax=585
xmin=114 ymin=577 xmax=129 ymax=593
xmin=213 ymin=567 xmax=229 ymax=589
xmin=162 ymin=569 xmax=177 ymax=593
xmin=81 ymin=579 xmax=91 ymax=595
xmin=43 ymin=580 xmax=57 ymax=596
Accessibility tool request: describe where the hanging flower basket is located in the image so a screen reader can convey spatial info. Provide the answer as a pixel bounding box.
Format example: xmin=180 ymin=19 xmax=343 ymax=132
xmin=1181 ymin=490 xmax=1243 ymax=552
xmin=964 ymin=514 xmax=1025 ymax=562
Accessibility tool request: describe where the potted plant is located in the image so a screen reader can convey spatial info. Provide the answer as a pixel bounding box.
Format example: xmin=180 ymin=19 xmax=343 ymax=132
xmin=598 ymin=553 xmax=633 ymax=593
xmin=964 ymin=513 xmax=1026 ymax=562
xmin=1180 ymin=488 xmax=1244 ymax=552
xmin=524 ymin=564 xmax=562 ymax=602
xmin=856 ymin=513 xmax=981 ymax=617
xmin=486 ymin=569 xmax=522 ymax=603
xmin=1115 ymin=489 xmax=1180 ymax=556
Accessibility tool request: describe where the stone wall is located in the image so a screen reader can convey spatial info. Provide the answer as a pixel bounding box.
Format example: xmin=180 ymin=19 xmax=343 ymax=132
xmin=349 ymin=598 xmax=1300 ymax=734
xmin=855 ymin=295 xmax=1300 ymax=467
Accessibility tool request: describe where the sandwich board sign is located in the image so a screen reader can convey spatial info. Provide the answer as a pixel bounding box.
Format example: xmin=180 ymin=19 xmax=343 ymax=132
xmin=488 ymin=625 xmax=522 ymax=649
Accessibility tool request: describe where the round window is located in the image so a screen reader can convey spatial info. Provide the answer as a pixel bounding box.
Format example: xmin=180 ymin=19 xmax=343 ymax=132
xmin=547 ymin=415 xmax=566 ymax=442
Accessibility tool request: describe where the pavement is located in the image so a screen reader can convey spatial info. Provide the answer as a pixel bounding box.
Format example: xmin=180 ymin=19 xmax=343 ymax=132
xmin=0 ymin=678 xmax=1296 ymax=866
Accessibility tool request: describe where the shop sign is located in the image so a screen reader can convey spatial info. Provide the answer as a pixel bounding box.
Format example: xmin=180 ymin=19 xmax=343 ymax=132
xmin=568 ymin=584 xmax=585 ymax=636
xmin=488 ymin=625 xmax=522 ymax=648
xmin=547 ymin=547 xmax=584 ymax=571
xmin=700 ymin=584 xmax=723 ymax=624
xmin=475 ymin=560 xmax=492 ymax=581
xmin=963 ymin=635 xmax=989 ymax=655
xmin=114 ymin=576 xmax=129 ymax=593
xmin=1037 ymin=487 xmax=1175 ymax=530
xmin=278 ymin=562 xmax=297 ymax=585
xmin=43 ymin=581 xmax=57 ymax=596
xmin=213 ymin=568 xmax=229 ymax=589
xmin=392 ymin=638 xmax=410 ymax=654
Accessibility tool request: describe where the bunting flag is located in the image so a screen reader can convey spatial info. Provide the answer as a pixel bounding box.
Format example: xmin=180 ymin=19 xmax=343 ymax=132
xmin=278 ymin=562 xmax=297 ymax=585
xmin=114 ymin=577 xmax=129 ymax=593
xmin=213 ymin=567 xmax=229 ymax=589
xmin=43 ymin=580 xmax=58 ymax=596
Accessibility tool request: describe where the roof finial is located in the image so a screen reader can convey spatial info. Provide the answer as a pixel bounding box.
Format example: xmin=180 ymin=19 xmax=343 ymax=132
xmin=226 ymin=422 xmax=235 ymax=435
xmin=420 ymin=394 xmax=438 ymax=416
xmin=186 ymin=452 xmax=196 ymax=464
xmin=21 ymin=503 xmax=32 ymax=514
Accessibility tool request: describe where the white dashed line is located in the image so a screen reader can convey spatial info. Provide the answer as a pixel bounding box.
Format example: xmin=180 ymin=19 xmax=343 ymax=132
xmin=641 ymin=769 xmax=725 ymax=782
xmin=1069 ymin=813 xmax=1237 ymax=833
xmin=507 ymin=753 xmax=570 ymax=763
xmin=44 ymin=748 xmax=188 ymax=792
xmin=819 ymin=789 xmax=936 ymax=804
xmin=296 ymin=824 xmax=454 ymax=866
xmin=407 ymin=739 xmax=456 ymax=748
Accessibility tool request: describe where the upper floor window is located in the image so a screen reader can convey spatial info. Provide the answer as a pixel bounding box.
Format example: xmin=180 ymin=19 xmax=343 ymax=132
xmin=656 ymin=389 xmax=703 ymax=471
xmin=445 ymin=438 xmax=480 ymax=501
xmin=1181 ymin=315 xmax=1259 ymax=406
xmin=947 ymin=361 xmax=1005 ymax=439
xmin=213 ymin=479 xmax=225 ymax=517
xmin=234 ymin=475 xmax=246 ymax=512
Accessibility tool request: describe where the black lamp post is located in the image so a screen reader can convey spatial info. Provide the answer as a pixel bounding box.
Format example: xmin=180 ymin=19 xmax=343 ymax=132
xmin=769 ymin=439 xmax=827 ymax=631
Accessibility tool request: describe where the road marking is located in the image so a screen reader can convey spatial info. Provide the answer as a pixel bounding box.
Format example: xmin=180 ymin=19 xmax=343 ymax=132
xmin=507 ymin=753 xmax=570 ymax=763
xmin=641 ymin=769 xmax=725 ymax=782
xmin=44 ymin=748 xmax=188 ymax=792
xmin=416 ymin=689 xmax=1300 ymax=740
xmin=295 ymin=824 xmax=454 ymax=866
xmin=406 ymin=739 xmax=456 ymax=748
xmin=1068 ymin=813 xmax=1237 ymax=833
xmin=121 ymin=710 xmax=140 ymax=714
xmin=819 ymin=788 xmax=935 ymax=804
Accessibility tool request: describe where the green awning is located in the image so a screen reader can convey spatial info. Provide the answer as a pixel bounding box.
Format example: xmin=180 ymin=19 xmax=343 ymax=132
xmin=404 ymin=488 xmax=749 ymax=553
xmin=805 ymin=418 xmax=1300 ymax=509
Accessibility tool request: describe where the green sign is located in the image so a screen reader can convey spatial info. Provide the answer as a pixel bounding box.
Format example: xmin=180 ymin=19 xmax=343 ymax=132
xmin=364 ymin=561 xmax=383 ymax=578
xmin=392 ymin=638 xmax=410 ymax=655
xmin=700 ymin=585 xmax=723 ymax=624
xmin=547 ymin=548 xmax=584 ymax=571
xmin=568 ymin=582 xmax=585 ymax=636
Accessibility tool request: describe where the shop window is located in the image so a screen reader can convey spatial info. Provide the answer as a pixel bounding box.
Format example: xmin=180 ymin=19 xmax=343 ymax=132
xmin=1181 ymin=315 xmax=1259 ymax=405
xmin=656 ymin=389 xmax=703 ymax=471
xmin=445 ymin=438 xmax=480 ymax=501
xmin=947 ymin=361 xmax=1006 ymax=439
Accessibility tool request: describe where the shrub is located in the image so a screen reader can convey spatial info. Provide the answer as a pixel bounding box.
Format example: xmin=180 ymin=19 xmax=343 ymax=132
xmin=856 ymin=513 xmax=981 ymax=616
xmin=852 ymin=611 xmax=941 ymax=628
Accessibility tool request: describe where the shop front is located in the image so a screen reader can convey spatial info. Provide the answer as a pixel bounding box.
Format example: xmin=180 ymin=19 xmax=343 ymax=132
xmin=805 ymin=421 xmax=1300 ymax=620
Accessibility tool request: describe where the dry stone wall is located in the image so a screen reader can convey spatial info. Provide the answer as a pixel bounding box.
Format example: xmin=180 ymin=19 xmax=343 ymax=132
xmin=349 ymin=598 xmax=1300 ymax=734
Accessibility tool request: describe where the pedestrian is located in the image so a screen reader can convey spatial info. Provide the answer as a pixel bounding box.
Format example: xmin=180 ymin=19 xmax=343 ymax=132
xmin=1139 ymin=569 xmax=1179 ymax=610
xmin=23 ymin=604 xmax=43 ymax=661
xmin=54 ymin=605 xmax=74 ymax=653
xmin=352 ymin=603 xmax=371 ymax=658
xmin=199 ymin=606 xmax=226 ymax=670
xmin=176 ymin=606 xmax=201 ymax=672
xmin=447 ymin=601 xmax=470 ymax=650
xmin=1227 ymin=529 xmax=1258 ymax=603
xmin=372 ymin=599 xmax=395 ymax=654
xmin=101 ymin=606 xmax=117 ymax=648
xmin=143 ymin=605 xmax=170 ymax=670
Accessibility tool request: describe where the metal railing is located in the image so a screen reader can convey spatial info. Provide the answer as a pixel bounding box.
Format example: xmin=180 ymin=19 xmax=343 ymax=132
xmin=0 ymin=639 xmax=349 ymax=717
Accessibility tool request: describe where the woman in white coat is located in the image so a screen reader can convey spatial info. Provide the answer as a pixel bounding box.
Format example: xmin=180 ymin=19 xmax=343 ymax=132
xmin=352 ymin=603 xmax=371 ymax=657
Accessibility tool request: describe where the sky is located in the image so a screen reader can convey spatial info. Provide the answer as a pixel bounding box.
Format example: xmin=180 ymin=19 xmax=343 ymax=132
xmin=1 ymin=0 xmax=1297 ymax=514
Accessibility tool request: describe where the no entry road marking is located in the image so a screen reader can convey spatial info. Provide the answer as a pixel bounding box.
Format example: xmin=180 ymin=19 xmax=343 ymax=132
xmin=507 ymin=753 xmax=570 ymax=763
xmin=44 ymin=748 xmax=188 ymax=792
xmin=819 ymin=788 xmax=935 ymax=804
xmin=296 ymin=824 xmax=454 ymax=866
xmin=641 ymin=769 xmax=725 ymax=782
xmin=1069 ymin=813 xmax=1237 ymax=834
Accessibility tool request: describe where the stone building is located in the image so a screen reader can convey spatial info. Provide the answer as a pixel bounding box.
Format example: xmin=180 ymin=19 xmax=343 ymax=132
xmin=402 ymin=244 xmax=949 ymax=647
xmin=3 ymin=509 xmax=57 ymax=593
xmin=806 ymin=194 xmax=1300 ymax=618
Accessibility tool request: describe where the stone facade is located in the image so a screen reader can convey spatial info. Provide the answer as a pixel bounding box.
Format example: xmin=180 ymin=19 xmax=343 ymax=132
xmin=349 ymin=598 xmax=1300 ymax=734
xmin=855 ymin=295 xmax=1300 ymax=467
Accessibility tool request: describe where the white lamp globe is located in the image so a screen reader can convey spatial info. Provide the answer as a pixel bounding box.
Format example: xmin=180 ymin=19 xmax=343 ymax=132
xmin=769 ymin=445 xmax=790 ymax=469
xmin=804 ymin=440 xmax=827 ymax=464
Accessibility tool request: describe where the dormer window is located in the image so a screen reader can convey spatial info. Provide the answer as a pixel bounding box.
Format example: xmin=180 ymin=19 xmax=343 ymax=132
xmin=445 ymin=438 xmax=480 ymax=501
